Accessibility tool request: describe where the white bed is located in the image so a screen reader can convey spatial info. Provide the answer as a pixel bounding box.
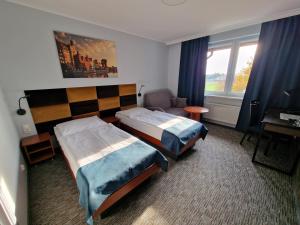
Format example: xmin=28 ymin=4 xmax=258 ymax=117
xmin=116 ymin=107 xmax=191 ymax=140
xmin=116 ymin=111 xmax=163 ymax=140
xmin=115 ymin=107 xmax=208 ymax=159
xmin=53 ymin=115 xmax=168 ymax=223
xmin=54 ymin=116 xmax=140 ymax=177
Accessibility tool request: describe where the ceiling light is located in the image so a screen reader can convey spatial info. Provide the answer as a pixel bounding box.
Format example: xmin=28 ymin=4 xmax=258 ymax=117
xmin=161 ymin=0 xmax=187 ymax=6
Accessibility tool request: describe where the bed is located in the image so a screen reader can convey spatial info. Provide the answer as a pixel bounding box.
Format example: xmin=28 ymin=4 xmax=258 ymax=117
xmin=116 ymin=107 xmax=208 ymax=159
xmin=54 ymin=116 xmax=168 ymax=225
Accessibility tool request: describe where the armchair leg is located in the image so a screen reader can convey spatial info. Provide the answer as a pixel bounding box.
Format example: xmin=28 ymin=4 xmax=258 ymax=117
xmin=240 ymin=133 xmax=248 ymax=145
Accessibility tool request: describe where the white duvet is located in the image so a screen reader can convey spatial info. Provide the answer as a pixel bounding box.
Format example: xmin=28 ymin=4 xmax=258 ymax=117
xmin=55 ymin=119 xmax=138 ymax=177
xmin=116 ymin=107 xmax=194 ymax=140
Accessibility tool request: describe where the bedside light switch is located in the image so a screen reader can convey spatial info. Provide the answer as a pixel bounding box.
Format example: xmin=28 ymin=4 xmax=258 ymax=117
xmin=22 ymin=124 xmax=32 ymax=134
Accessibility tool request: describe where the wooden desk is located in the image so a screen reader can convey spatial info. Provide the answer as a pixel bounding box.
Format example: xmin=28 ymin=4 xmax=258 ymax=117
xmin=184 ymin=106 xmax=209 ymax=121
xmin=252 ymin=109 xmax=300 ymax=175
xmin=263 ymin=110 xmax=300 ymax=137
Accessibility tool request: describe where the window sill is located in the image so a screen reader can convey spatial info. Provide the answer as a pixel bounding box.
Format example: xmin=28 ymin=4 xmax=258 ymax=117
xmin=204 ymin=94 xmax=243 ymax=107
xmin=204 ymin=94 xmax=243 ymax=100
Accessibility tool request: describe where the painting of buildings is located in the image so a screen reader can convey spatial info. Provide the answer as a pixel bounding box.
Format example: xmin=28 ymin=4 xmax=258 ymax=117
xmin=54 ymin=31 xmax=118 ymax=78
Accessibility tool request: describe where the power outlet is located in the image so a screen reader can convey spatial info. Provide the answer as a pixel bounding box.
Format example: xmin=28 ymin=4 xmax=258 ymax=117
xmin=22 ymin=124 xmax=32 ymax=134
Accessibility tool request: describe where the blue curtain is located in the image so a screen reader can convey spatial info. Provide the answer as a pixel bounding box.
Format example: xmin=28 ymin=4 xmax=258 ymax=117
xmin=177 ymin=36 xmax=209 ymax=106
xmin=236 ymin=15 xmax=300 ymax=131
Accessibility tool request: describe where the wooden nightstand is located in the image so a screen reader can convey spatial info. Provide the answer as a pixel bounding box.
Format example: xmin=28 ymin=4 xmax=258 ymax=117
xmin=21 ymin=132 xmax=55 ymax=165
xmin=102 ymin=116 xmax=120 ymax=127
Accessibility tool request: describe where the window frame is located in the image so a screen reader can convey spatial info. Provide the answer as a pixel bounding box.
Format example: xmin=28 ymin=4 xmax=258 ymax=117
xmin=205 ymin=35 xmax=259 ymax=98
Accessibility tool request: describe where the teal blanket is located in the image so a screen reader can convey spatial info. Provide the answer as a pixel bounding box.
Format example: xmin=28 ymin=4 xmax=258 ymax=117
xmin=161 ymin=119 xmax=208 ymax=155
xmin=76 ymin=140 xmax=168 ymax=224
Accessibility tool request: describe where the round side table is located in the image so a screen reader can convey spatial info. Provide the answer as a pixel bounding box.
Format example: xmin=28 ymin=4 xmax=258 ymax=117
xmin=184 ymin=106 xmax=209 ymax=121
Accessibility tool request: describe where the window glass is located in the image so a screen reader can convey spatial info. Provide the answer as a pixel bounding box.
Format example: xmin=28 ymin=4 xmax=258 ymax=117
xmin=231 ymin=43 xmax=257 ymax=93
xmin=205 ymin=48 xmax=231 ymax=92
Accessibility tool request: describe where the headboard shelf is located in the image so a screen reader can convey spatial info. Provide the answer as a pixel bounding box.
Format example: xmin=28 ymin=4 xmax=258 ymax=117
xmin=25 ymin=83 xmax=137 ymax=134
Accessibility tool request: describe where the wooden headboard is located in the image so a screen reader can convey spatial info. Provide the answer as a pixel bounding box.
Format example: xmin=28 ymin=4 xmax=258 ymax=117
xmin=25 ymin=84 xmax=137 ymax=134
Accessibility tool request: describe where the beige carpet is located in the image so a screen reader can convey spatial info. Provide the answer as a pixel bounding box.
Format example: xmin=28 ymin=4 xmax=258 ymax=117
xmin=29 ymin=124 xmax=298 ymax=225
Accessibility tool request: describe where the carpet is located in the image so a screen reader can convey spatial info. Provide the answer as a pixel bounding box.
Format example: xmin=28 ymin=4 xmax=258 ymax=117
xmin=29 ymin=124 xmax=298 ymax=225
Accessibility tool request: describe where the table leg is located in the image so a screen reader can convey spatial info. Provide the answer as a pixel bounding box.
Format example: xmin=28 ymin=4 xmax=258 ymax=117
xmin=252 ymin=129 xmax=262 ymax=162
xmin=289 ymin=138 xmax=300 ymax=175
xmin=190 ymin=113 xmax=201 ymax=121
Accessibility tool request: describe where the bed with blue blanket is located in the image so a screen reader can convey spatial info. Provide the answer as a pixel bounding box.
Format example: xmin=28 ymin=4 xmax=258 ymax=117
xmin=116 ymin=107 xmax=208 ymax=159
xmin=54 ymin=116 xmax=168 ymax=225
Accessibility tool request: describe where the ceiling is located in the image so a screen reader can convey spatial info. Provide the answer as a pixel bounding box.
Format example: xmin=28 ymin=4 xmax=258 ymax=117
xmin=6 ymin=0 xmax=300 ymax=44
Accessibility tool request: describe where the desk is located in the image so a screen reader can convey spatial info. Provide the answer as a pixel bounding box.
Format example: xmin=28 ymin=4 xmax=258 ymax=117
xmin=252 ymin=109 xmax=300 ymax=175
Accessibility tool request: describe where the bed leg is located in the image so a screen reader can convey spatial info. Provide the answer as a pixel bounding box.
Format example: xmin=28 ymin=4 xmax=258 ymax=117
xmin=100 ymin=211 xmax=108 ymax=219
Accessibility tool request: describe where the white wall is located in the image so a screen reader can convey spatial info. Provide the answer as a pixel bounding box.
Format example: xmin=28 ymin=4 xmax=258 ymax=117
xmin=166 ymin=24 xmax=261 ymax=127
xmin=167 ymin=44 xmax=181 ymax=96
xmin=0 ymin=86 xmax=28 ymax=225
xmin=0 ymin=1 xmax=168 ymax=137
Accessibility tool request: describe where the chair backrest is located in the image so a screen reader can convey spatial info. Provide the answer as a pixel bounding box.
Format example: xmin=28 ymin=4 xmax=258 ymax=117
xmin=249 ymin=100 xmax=260 ymax=126
xmin=143 ymin=89 xmax=173 ymax=109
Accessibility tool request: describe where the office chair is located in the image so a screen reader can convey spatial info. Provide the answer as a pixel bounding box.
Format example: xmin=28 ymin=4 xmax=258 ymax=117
xmin=240 ymin=100 xmax=262 ymax=145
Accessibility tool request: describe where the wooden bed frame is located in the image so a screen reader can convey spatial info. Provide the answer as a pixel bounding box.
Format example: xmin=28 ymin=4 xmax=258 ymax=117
xmin=120 ymin=122 xmax=203 ymax=160
xmin=24 ymin=84 xmax=164 ymax=220
xmin=60 ymin=147 xmax=160 ymax=219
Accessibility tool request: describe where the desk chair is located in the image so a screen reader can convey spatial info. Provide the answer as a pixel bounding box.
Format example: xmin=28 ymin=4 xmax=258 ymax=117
xmin=252 ymin=109 xmax=300 ymax=175
xmin=240 ymin=100 xmax=262 ymax=145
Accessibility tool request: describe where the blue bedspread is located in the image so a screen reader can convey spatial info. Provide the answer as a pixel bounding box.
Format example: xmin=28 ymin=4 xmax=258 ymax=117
xmin=76 ymin=140 xmax=168 ymax=225
xmin=161 ymin=119 xmax=208 ymax=156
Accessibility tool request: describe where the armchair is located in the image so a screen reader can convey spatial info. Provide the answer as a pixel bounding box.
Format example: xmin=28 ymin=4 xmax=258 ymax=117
xmin=143 ymin=89 xmax=189 ymax=117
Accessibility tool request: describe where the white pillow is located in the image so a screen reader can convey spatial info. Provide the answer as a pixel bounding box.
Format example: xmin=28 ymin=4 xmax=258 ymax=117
xmin=56 ymin=116 xmax=106 ymax=137
xmin=116 ymin=107 xmax=151 ymax=118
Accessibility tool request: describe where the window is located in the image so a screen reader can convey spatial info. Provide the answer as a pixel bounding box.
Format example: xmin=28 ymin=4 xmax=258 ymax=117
xmin=206 ymin=48 xmax=231 ymax=92
xmin=231 ymin=43 xmax=257 ymax=93
xmin=205 ymin=38 xmax=258 ymax=97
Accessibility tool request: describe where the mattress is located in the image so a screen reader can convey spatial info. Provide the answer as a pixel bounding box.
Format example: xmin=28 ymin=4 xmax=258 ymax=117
xmin=55 ymin=127 xmax=79 ymax=176
xmin=54 ymin=121 xmax=138 ymax=177
xmin=116 ymin=112 xmax=163 ymax=140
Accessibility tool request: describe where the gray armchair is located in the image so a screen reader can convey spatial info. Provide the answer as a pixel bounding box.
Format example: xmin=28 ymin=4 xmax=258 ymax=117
xmin=143 ymin=89 xmax=188 ymax=117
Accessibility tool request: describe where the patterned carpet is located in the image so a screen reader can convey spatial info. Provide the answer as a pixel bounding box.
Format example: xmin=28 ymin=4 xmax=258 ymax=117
xmin=29 ymin=124 xmax=298 ymax=225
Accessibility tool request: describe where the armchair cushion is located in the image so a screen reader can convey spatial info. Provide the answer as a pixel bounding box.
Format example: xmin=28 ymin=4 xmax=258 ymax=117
xmin=144 ymin=89 xmax=173 ymax=109
xmin=165 ymin=107 xmax=189 ymax=117
xmin=144 ymin=89 xmax=189 ymax=117
xmin=171 ymin=97 xmax=187 ymax=108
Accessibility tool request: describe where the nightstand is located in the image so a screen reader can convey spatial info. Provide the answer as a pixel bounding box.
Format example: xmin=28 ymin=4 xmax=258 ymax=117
xmin=102 ymin=116 xmax=120 ymax=127
xmin=21 ymin=132 xmax=55 ymax=165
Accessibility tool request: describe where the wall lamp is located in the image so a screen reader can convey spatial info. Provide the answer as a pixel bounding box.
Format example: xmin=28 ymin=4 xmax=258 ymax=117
xmin=283 ymin=87 xmax=300 ymax=97
xmin=17 ymin=95 xmax=30 ymax=115
xmin=138 ymin=85 xmax=145 ymax=97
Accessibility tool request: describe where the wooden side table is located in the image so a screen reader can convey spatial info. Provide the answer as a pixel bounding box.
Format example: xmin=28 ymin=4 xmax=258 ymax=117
xmin=102 ymin=116 xmax=120 ymax=127
xmin=184 ymin=106 xmax=209 ymax=121
xmin=21 ymin=132 xmax=55 ymax=165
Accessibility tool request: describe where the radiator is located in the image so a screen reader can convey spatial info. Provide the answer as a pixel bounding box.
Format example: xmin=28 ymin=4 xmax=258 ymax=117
xmin=203 ymin=102 xmax=241 ymax=127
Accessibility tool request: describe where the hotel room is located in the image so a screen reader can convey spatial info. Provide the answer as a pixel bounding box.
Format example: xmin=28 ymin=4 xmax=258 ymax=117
xmin=0 ymin=0 xmax=300 ymax=224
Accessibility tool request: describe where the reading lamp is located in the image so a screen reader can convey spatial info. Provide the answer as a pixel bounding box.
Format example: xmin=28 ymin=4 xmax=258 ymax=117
xmin=283 ymin=87 xmax=300 ymax=114
xmin=17 ymin=95 xmax=30 ymax=115
xmin=138 ymin=85 xmax=145 ymax=97
xmin=283 ymin=87 xmax=300 ymax=97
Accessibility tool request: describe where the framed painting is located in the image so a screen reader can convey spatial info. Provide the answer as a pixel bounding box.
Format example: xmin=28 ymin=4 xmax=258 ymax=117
xmin=54 ymin=31 xmax=118 ymax=78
